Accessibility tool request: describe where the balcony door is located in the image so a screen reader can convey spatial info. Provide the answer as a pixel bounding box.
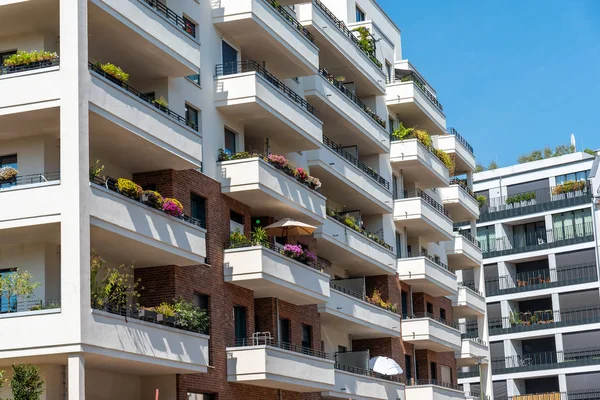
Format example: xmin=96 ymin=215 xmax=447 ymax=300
xmin=233 ymin=305 xmax=247 ymax=342
xmin=222 ymin=41 xmax=238 ymax=75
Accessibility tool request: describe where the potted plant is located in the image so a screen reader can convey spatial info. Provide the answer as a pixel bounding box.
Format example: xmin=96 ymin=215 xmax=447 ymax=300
xmin=251 ymin=226 xmax=270 ymax=247
xmin=229 ymin=229 xmax=251 ymax=248
xmin=96 ymin=62 xmax=129 ymax=85
xmin=152 ymin=96 xmax=169 ymax=111
xmin=173 ymin=298 xmax=210 ymax=334
xmin=0 ymin=166 xmax=18 ymax=183
xmin=89 ymin=160 xmax=104 ymax=181
xmin=142 ymin=190 xmax=164 ymax=210
xmin=162 ymin=198 xmax=184 ymax=217
xmin=116 ymin=178 xmax=142 ymax=200
xmin=3 ymin=50 xmax=58 ymax=70
xmin=155 ymin=302 xmax=177 ymax=326
xmin=138 ymin=306 xmax=158 ymax=322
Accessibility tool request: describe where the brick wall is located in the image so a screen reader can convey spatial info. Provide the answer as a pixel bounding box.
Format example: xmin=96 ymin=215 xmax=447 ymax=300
xmin=415 ymin=349 xmax=457 ymax=385
xmin=412 ymin=292 xmax=454 ymax=322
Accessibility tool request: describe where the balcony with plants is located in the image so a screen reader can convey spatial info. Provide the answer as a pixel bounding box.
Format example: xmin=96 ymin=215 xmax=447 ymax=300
xmin=397 ymin=251 xmax=458 ymax=297
xmin=478 ymin=181 xmax=591 ymax=223
xmin=211 ymin=0 xmax=319 ymax=77
xmin=401 ymin=312 xmax=462 ymax=352
xmin=306 ymin=138 xmax=392 ymax=215
xmin=386 ymin=70 xmax=446 ymax=135
xmin=224 ymin=227 xmax=330 ymax=305
xmin=390 ymin=125 xmax=452 ymax=189
xmin=297 ymin=1 xmax=386 ymax=95
xmin=304 ymin=68 xmax=388 ymax=154
xmin=318 ymin=278 xmax=401 ymax=339
xmin=440 ymin=178 xmax=480 ymax=222
xmin=314 ymin=209 xmax=396 ymax=276
xmin=434 ymin=128 xmax=477 ymax=174
xmin=217 ymin=150 xmax=326 ymax=226
xmin=214 ymin=61 xmax=323 ymax=153
xmin=446 ymin=230 xmax=482 ymax=270
xmin=89 ymin=0 xmax=199 ymax=76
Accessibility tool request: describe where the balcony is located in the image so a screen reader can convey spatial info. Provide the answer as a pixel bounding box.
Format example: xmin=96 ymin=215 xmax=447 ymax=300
xmin=446 ymin=231 xmax=482 ymax=270
xmin=0 ymin=172 xmax=62 ymax=224
xmin=89 ymin=0 xmax=198 ymax=77
xmin=390 ymin=139 xmax=450 ymax=189
xmin=218 ymin=156 xmax=326 ymax=225
xmin=491 ymin=346 xmax=600 ymax=376
xmin=304 ymin=69 xmax=388 ymax=154
xmin=479 ymin=182 xmax=592 ymax=223
xmin=440 ymin=181 xmax=479 ymax=222
xmin=486 ymin=263 xmax=597 ymax=297
xmin=0 ymin=58 xmax=60 ymax=113
xmin=214 ymin=61 xmax=323 ymax=153
xmin=401 ymin=313 xmax=462 ymax=352
xmin=456 ymin=337 xmax=488 ymax=366
xmin=212 ymin=0 xmax=319 ymax=77
xmin=394 ymin=189 xmax=454 ymax=243
xmin=434 ymin=129 xmax=476 ymax=174
xmin=89 ymin=177 xmax=207 ymax=266
xmin=314 ymin=216 xmax=396 ymax=276
xmin=452 ymin=284 xmax=486 ymax=318
xmin=223 ymin=244 xmax=330 ymax=305
xmin=489 ymin=306 xmax=600 ymax=336
xmin=397 ymin=253 xmax=458 ymax=296
xmin=318 ymin=281 xmax=401 ymax=339
xmin=306 ymin=140 xmax=392 ymax=215
xmin=457 ymin=365 xmax=480 ymax=380
xmin=387 ymin=72 xmax=446 ymax=135
xmin=406 ymin=380 xmax=466 ymax=400
xmin=483 ymin=223 xmax=595 ymax=259
xmin=226 ymin=336 xmax=335 ymax=392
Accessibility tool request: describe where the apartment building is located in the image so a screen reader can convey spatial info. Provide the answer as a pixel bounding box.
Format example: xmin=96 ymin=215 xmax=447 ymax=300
xmin=0 ymin=0 xmax=489 ymax=399
xmin=457 ymin=152 xmax=600 ymax=399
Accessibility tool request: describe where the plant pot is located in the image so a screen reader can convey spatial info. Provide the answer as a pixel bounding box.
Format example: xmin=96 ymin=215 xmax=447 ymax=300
xmin=138 ymin=309 xmax=157 ymax=322
xmin=157 ymin=313 xmax=177 ymax=326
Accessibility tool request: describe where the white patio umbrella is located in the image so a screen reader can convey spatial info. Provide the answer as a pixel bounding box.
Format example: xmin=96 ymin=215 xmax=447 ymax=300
xmin=369 ymin=356 xmax=403 ymax=376
xmin=263 ymin=218 xmax=317 ymax=237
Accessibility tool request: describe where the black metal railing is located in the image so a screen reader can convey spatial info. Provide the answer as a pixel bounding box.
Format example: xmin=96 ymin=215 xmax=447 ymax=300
xmin=319 ymin=67 xmax=386 ymax=128
xmin=231 ymin=337 xmax=330 ymax=359
xmin=264 ymin=0 xmax=314 ymax=43
xmin=459 ymin=322 xmax=479 ymax=339
xmin=459 ymin=281 xmax=484 ymax=297
xmin=227 ymin=240 xmax=327 ymax=273
xmin=489 ymin=305 xmax=600 ymax=335
xmin=482 ymin=222 xmax=595 ymax=257
xmin=447 ymin=127 xmax=474 ymax=155
xmin=0 ymin=171 xmax=60 ymax=189
xmin=408 ymin=379 xmax=462 ymax=391
xmin=449 ymin=178 xmax=476 ymax=199
xmin=215 ymin=60 xmax=316 ymax=115
xmin=457 ymin=229 xmax=481 ymax=248
xmin=335 ymin=363 xmax=404 ymax=383
xmin=90 ymin=176 xmax=204 ymax=228
xmin=0 ymin=298 xmax=61 ymax=314
xmin=492 ymin=346 xmax=600 ymax=374
xmin=403 ymin=312 xmax=459 ymax=330
xmin=400 ymin=251 xmax=454 ymax=274
xmin=457 ymin=366 xmax=479 ymax=379
xmin=330 ymin=280 xmax=397 ymax=313
xmin=390 ymin=73 xmax=443 ymax=112
xmin=396 ymin=188 xmax=452 ymax=219
xmin=323 ymin=136 xmax=389 ymax=190
xmin=139 ymin=0 xmax=195 ymax=37
xmin=485 ymin=263 xmax=597 ymax=296
xmin=0 ymin=57 xmax=59 ymax=75
xmin=313 ymin=0 xmax=382 ymax=70
xmin=327 ymin=212 xmax=394 ymax=251
xmin=88 ymin=63 xmax=198 ymax=130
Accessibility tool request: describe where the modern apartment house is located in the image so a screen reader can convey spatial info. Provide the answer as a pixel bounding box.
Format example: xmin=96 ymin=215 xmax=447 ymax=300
xmin=458 ymin=152 xmax=600 ymax=399
xmin=0 ymin=0 xmax=489 ymax=399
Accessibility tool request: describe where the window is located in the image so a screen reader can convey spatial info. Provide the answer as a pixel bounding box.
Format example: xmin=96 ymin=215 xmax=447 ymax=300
xmin=386 ymin=61 xmax=392 ymax=83
xmin=0 ymin=50 xmax=17 ymax=65
xmin=477 ymin=225 xmax=496 ymax=253
xmin=440 ymin=308 xmax=447 ymax=322
xmin=556 ymin=170 xmax=589 ymax=185
xmin=426 ymin=302 xmax=433 ymax=315
xmin=389 ymin=116 xmax=395 ymax=135
xmin=553 ymin=209 xmax=593 ymax=240
xmin=0 ymin=269 xmax=17 ymax=312
xmin=193 ymin=294 xmax=209 ymax=312
xmin=224 ymin=128 xmax=237 ymax=155
xmin=183 ymin=16 xmax=196 ymax=38
xmin=144 ymin=92 xmax=156 ymax=101
xmin=191 ymin=194 xmax=207 ymax=228
xmin=144 ymin=183 xmax=157 ymax=192
xmin=185 ymin=104 xmax=199 ymax=129
xmin=405 ymin=355 xmax=412 ymax=383
xmin=230 ymin=210 xmax=244 ymax=234
xmin=401 ymin=291 xmax=408 ymax=318
xmin=301 ymin=324 xmax=312 ymax=349
xmin=430 ymin=362 xmax=437 ymax=381
xmin=355 ymin=6 xmax=365 ymax=22
xmin=188 ymin=394 xmax=216 ymax=400
xmin=338 ymin=345 xmax=347 ymax=353
xmin=395 ymin=232 xmax=402 ymax=258
xmin=278 ymin=318 xmax=290 ymax=343
xmin=512 ymin=221 xmax=546 ymax=248
xmin=222 ymin=41 xmax=238 ymax=75
xmin=233 ymin=305 xmax=247 ymax=341
xmin=187 ymin=73 xmax=201 ymax=86
xmin=441 ymin=366 xmax=452 ymax=385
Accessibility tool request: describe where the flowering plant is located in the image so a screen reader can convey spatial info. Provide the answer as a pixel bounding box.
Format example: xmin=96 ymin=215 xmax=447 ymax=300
xmin=3 ymin=50 xmax=58 ymax=67
xmin=142 ymin=190 xmax=164 ymax=210
xmin=295 ymin=167 xmax=309 ymax=182
xmin=0 ymin=166 xmax=18 ymax=181
xmin=306 ymin=176 xmax=321 ymax=191
xmin=116 ymin=178 xmax=142 ymax=200
xmin=366 ymin=289 xmax=397 ymax=313
xmin=267 ymin=154 xmax=287 ymax=168
xmin=163 ymin=198 xmax=184 ymax=217
xmin=283 ymin=244 xmax=316 ymax=265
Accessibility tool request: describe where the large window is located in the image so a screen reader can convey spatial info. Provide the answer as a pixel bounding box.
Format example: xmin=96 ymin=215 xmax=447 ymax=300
xmin=224 ymin=128 xmax=237 ymax=155
xmin=185 ymin=104 xmax=199 ymax=128
xmin=512 ymin=221 xmax=546 ymax=248
xmin=301 ymin=324 xmax=312 ymax=349
xmin=0 ymin=270 xmax=17 ymax=313
xmin=191 ymin=193 xmax=207 ymax=228
xmin=477 ymin=225 xmax=496 ymax=253
xmin=233 ymin=305 xmax=247 ymax=341
xmin=355 ymin=6 xmax=365 ymax=22
xmin=555 ymin=170 xmax=589 ymax=185
xmin=553 ymin=209 xmax=593 ymax=241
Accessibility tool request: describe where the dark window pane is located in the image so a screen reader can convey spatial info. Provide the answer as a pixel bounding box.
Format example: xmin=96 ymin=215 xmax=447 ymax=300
xmin=224 ymin=128 xmax=237 ymax=154
xmin=191 ymin=194 xmax=207 ymax=228
xmin=355 ymin=6 xmax=365 ymax=22
xmin=301 ymin=324 xmax=312 ymax=349
xmin=193 ymin=294 xmax=209 ymax=311
xmin=279 ymin=318 xmax=290 ymax=343
xmin=230 ymin=210 xmax=244 ymax=224
xmin=234 ymin=306 xmax=247 ymax=340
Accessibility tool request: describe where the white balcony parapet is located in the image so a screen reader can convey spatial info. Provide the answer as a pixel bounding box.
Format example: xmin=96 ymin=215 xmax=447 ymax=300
xmin=394 ymin=190 xmax=454 ymax=243
xmin=456 ymin=337 xmax=488 ymax=365
xmin=0 ymin=60 xmax=60 ymax=113
xmin=401 ymin=315 xmax=462 ymax=352
xmin=440 ymin=183 xmax=479 ymax=222
xmin=322 ymin=367 xmax=405 ymax=400
xmin=406 ymin=382 xmax=466 ymax=400
xmin=224 ymin=245 xmax=330 ymax=305
xmin=446 ymin=231 xmax=482 ymax=270
xmin=397 ymin=254 xmax=457 ymax=297
xmin=390 ymin=139 xmax=450 ymax=189
xmin=435 ymin=130 xmax=476 ymax=174
xmin=452 ymin=284 xmax=486 ymax=317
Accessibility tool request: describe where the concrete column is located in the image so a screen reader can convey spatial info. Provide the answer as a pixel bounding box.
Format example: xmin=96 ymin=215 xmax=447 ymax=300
xmin=479 ymin=363 xmax=494 ymax=399
xmin=544 ymin=214 xmax=554 ymax=242
xmin=551 ymin=293 xmax=561 ymax=320
xmin=466 ymin=171 xmax=473 ymax=188
xmin=60 ymin=0 xmax=90 ymax=340
xmin=555 ymin=333 xmax=564 ymax=361
xmin=473 ymin=265 xmax=484 ymax=292
xmin=506 ymin=378 xmax=518 ymax=397
xmin=558 ymin=374 xmax=568 ymax=394
xmin=68 ymin=354 xmax=85 ymax=400
xmin=548 ymin=253 xmax=557 ymax=283
xmin=456 ymin=269 xmax=464 ymax=284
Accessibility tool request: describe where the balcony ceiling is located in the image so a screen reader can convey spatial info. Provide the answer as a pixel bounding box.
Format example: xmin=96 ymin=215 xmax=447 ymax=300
xmin=0 ymin=0 xmax=58 ymax=37
xmin=0 ymin=108 xmax=59 ymax=140
xmin=0 ymin=222 xmax=60 ymax=246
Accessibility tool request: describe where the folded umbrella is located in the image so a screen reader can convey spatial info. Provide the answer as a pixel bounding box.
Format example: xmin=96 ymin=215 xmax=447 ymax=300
xmin=369 ymin=356 xmax=403 ymax=375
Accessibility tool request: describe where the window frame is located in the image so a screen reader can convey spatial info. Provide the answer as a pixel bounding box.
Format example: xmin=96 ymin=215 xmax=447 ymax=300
xmin=355 ymin=5 xmax=366 ymax=22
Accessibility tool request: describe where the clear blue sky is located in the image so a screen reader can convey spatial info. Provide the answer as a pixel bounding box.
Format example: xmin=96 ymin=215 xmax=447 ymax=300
xmin=379 ymin=0 xmax=600 ymax=168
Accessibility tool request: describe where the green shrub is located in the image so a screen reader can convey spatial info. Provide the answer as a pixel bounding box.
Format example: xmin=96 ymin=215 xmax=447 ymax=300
xmin=155 ymin=302 xmax=176 ymax=317
xmin=434 ymin=148 xmax=455 ymax=174
xmin=153 ymin=96 xmax=168 ymax=108
xmin=116 ymin=178 xmax=142 ymax=200
xmin=10 ymin=364 xmax=44 ymax=400
xmin=3 ymin=50 xmax=58 ymax=67
xmin=229 ymin=229 xmax=251 ymax=248
xmin=97 ymin=62 xmax=129 ymax=83
xmin=251 ymin=226 xmax=270 ymax=247
xmin=476 ymin=195 xmax=487 ymax=209
xmin=174 ymin=298 xmax=209 ymax=334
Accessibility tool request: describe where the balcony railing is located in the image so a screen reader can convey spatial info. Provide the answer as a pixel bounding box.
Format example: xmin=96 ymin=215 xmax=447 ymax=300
xmin=389 ymin=72 xmax=443 ymax=112
xmin=312 ymin=0 xmax=382 ymax=70
xmin=138 ymin=0 xmax=195 ymax=37
xmin=90 ymin=176 xmax=204 ymax=228
xmin=457 ymin=229 xmax=481 ymax=248
xmin=447 ymin=127 xmax=474 ymax=155
xmin=449 ymin=178 xmax=476 ymax=199
xmin=335 ymin=362 xmax=404 ymax=383
xmin=0 ymin=57 xmax=60 ymax=75
xmin=319 ymin=67 xmax=386 ymax=128
xmin=88 ymin=63 xmax=198 ymax=130
xmin=396 ymin=188 xmax=452 ymax=219
xmin=478 ymin=182 xmax=591 ymax=222
xmin=264 ymin=0 xmax=315 ymax=43
xmin=401 ymin=251 xmax=455 ymax=274
xmin=489 ymin=305 xmax=600 ymax=335
xmin=459 ymin=281 xmax=483 ymax=297
xmin=403 ymin=312 xmax=459 ymax=330
xmin=407 ymin=379 xmax=462 ymax=391
xmin=323 ymin=136 xmax=390 ymax=190
xmin=492 ymin=346 xmax=600 ymax=374
xmin=482 ymin=223 xmax=594 ymax=258
xmin=0 ymin=298 xmax=61 ymax=314
xmin=0 ymin=171 xmax=60 ymax=190
xmin=231 ymin=337 xmax=330 ymax=359
xmin=327 ymin=212 xmax=394 ymax=251
xmin=330 ymin=279 xmax=398 ymax=313
xmin=215 ymin=60 xmax=317 ymax=115
xmin=485 ymin=263 xmax=598 ymax=296
xmin=457 ymin=365 xmax=479 ymax=379
xmin=459 ymin=322 xmax=479 ymax=339
xmin=508 ymin=390 xmax=600 ymax=400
